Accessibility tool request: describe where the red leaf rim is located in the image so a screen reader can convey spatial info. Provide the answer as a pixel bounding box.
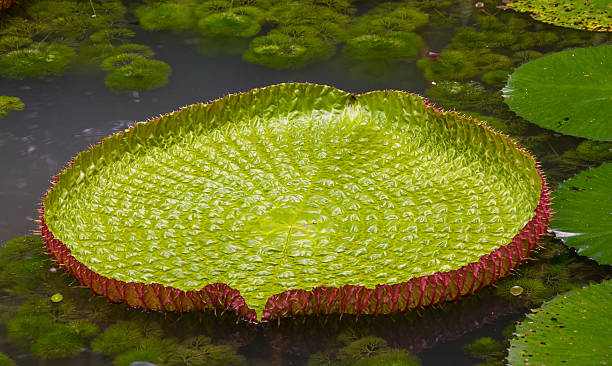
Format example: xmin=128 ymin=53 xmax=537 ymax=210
xmin=39 ymin=85 xmax=551 ymax=323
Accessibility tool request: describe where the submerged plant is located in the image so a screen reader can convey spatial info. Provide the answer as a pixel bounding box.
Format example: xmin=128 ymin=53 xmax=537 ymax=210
xmin=0 ymin=42 xmax=75 ymax=79
xmin=343 ymin=32 xmax=423 ymax=62
xmin=198 ymin=6 xmax=266 ymax=38
xmin=135 ymin=3 xmax=196 ymax=31
xmin=463 ymin=337 xmax=504 ymax=361
xmin=354 ymin=349 xmax=421 ymax=366
xmin=0 ymin=352 xmax=17 ymax=366
xmin=41 ymin=83 xmax=550 ymax=321
xmin=0 ymin=96 xmax=24 ymax=118
xmin=91 ymin=321 xmax=144 ymax=355
xmin=102 ymin=54 xmax=171 ymax=92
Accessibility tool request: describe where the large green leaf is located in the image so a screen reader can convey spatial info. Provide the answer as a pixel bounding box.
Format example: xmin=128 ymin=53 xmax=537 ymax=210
xmin=42 ymin=83 xmax=544 ymax=319
xmin=503 ymin=45 xmax=612 ymax=141
xmin=551 ymin=163 xmax=612 ymax=265
xmin=507 ymin=0 xmax=612 ymax=32
xmin=507 ymin=279 xmax=612 ymax=365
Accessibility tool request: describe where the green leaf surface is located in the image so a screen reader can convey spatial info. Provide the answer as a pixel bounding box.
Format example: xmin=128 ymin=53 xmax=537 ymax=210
xmin=507 ymin=279 xmax=612 ymax=365
xmin=43 ymin=83 xmax=542 ymax=317
xmin=551 ymin=163 xmax=612 ymax=265
xmin=507 ymin=0 xmax=612 ymax=32
xmin=503 ymin=45 xmax=612 ymax=141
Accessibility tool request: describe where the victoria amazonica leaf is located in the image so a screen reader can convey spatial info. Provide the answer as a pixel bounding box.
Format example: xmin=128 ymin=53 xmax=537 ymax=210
xmin=507 ymin=0 xmax=612 ymax=32
xmin=508 ymin=279 xmax=612 ymax=365
xmin=503 ymin=45 xmax=612 ymax=141
xmin=41 ymin=83 xmax=550 ymax=321
xmin=551 ymin=163 xmax=612 ymax=265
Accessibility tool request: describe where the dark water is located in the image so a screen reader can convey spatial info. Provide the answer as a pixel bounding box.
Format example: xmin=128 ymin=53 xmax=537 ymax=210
xmin=0 ymin=2 xmax=610 ymax=366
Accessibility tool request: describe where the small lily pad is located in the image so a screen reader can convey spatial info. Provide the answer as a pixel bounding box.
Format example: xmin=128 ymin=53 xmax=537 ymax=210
xmin=508 ymin=279 xmax=612 ymax=365
xmin=551 ymin=163 xmax=612 ymax=265
xmin=503 ymin=45 xmax=612 ymax=141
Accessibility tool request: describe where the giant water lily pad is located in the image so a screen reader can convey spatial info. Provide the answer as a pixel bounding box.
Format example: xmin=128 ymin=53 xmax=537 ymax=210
xmin=503 ymin=45 xmax=612 ymax=141
xmin=507 ymin=0 xmax=612 ymax=32
xmin=551 ymin=163 xmax=612 ymax=265
xmin=41 ymin=83 xmax=550 ymax=321
xmin=508 ymin=279 xmax=612 ymax=365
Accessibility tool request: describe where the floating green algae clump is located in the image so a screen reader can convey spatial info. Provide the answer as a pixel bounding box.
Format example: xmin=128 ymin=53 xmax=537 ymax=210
xmin=0 ymin=96 xmax=24 ymax=118
xmin=101 ymin=53 xmax=171 ymax=92
xmin=0 ymin=42 xmax=75 ymax=79
xmin=198 ymin=7 xmax=266 ymax=38
xmin=41 ymin=83 xmax=549 ymax=321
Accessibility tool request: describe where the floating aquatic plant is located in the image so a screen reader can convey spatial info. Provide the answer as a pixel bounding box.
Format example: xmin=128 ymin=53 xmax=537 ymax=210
xmin=198 ymin=6 xmax=266 ymax=38
xmin=551 ymin=163 xmax=612 ymax=265
xmin=343 ymin=32 xmax=423 ymax=62
xmin=463 ymin=337 xmax=504 ymax=363
xmin=41 ymin=83 xmax=550 ymax=322
xmin=0 ymin=96 xmax=24 ymax=119
xmin=91 ymin=321 xmax=145 ymax=356
xmin=135 ymin=3 xmax=196 ymax=32
xmin=102 ymin=54 xmax=171 ymax=92
xmin=0 ymin=352 xmax=16 ymax=366
xmin=507 ymin=279 xmax=612 ymax=365
xmin=0 ymin=237 xmax=47 ymax=294
xmin=0 ymin=42 xmax=75 ymax=79
xmin=507 ymin=0 xmax=612 ymax=32
xmin=503 ymin=45 xmax=612 ymax=141
xmin=243 ymin=29 xmax=333 ymax=68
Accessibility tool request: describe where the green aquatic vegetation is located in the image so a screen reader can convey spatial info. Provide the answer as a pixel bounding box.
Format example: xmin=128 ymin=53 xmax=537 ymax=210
xmin=101 ymin=53 xmax=144 ymax=71
xmin=560 ymin=141 xmax=612 ymax=166
xmin=91 ymin=321 xmax=144 ymax=355
xmin=343 ymin=31 xmax=423 ymax=62
xmin=0 ymin=237 xmax=47 ymax=294
xmin=481 ymin=69 xmax=511 ymax=87
xmin=7 ymin=313 xmax=56 ymax=345
xmin=551 ymin=163 xmax=612 ymax=265
xmin=460 ymin=111 xmax=525 ymax=137
xmin=508 ymin=280 xmax=612 ymax=365
xmin=417 ymin=50 xmax=479 ymax=80
xmin=113 ymin=338 xmax=179 ymax=366
xmin=338 ymin=336 xmax=390 ymax=362
xmin=0 ymin=96 xmax=24 ymax=118
xmin=0 ymin=42 xmax=75 ymax=79
xmin=31 ymin=326 xmax=85 ymax=359
xmin=463 ymin=337 xmax=504 ymax=361
xmin=166 ymin=336 xmax=246 ymax=366
xmin=25 ymin=0 xmax=127 ymax=42
xmin=513 ymin=50 xmax=542 ymax=63
xmin=0 ymin=353 xmax=17 ymax=366
xmin=89 ymin=28 xmax=136 ymax=44
xmin=425 ymin=81 xmax=501 ymax=112
xmin=198 ymin=6 xmax=266 ymax=38
xmin=82 ymin=43 xmax=155 ymax=65
xmin=104 ymin=55 xmax=171 ymax=92
xmin=348 ymin=3 xmax=428 ymax=34
xmin=244 ymin=30 xmax=332 ymax=68
xmin=354 ymin=349 xmax=421 ymax=366
xmin=504 ymin=45 xmax=612 ymax=141
xmin=135 ymin=3 xmax=196 ymax=31
xmin=507 ymin=0 xmax=612 ymax=32
xmin=0 ymin=36 xmax=32 ymax=52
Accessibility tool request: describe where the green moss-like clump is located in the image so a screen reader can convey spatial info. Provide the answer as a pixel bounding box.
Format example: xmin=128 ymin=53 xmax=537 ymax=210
xmin=482 ymin=69 xmax=511 ymax=87
xmin=243 ymin=28 xmax=333 ymax=68
xmin=0 ymin=237 xmax=47 ymax=294
xmin=166 ymin=336 xmax=246 ymax=366
xmin=0 ymin=42 xmax=75 ymax=79
xmin=102 ymin=54 xmax=171 ymax=92
xmin=343 ymin=32 xmax=423 ymax=62
xmin=338 ymin=336 xmax=390 ymax=362
xmin=0 ymin=96 xmax=24 ymax=118
xmin=0 ymin=36 xmax=32 ymax=52
xmin=0 ymin=352 xmax=17 ymax=366
xmin=354 ymin=349 xmax=421 ymax=365
xmin=91 ymin=321 xmax=144 ymax=355
xmin=463 ymin=337 xmax=504 ymax=360
xmin=135 ymin=3 xmax=196 ymax=31
xmin=198 ymin=6 xmax=266 ymax=38
xmin=417 ymin=50 xmax=479 ymax=80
